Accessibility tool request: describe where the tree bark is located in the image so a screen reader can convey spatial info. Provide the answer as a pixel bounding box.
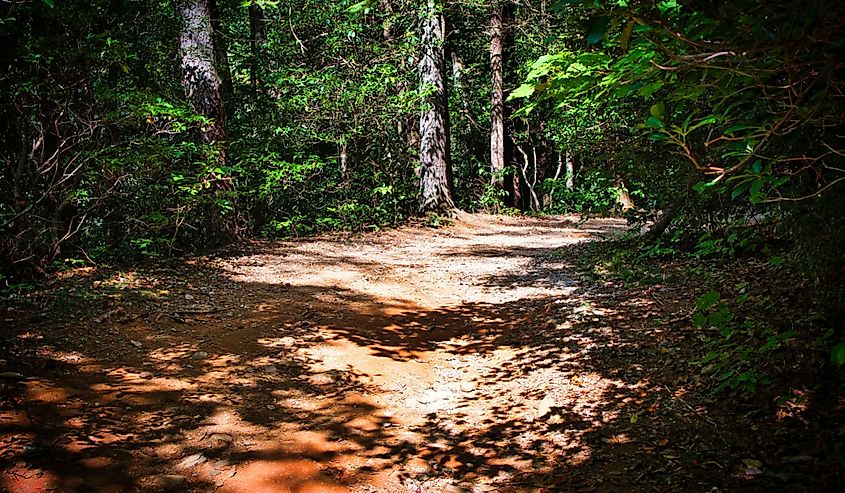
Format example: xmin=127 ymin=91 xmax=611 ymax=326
xmin=207 ymin=0 xmax=233 ymax=109
xmin=418 ymin=0 xmax=455 ymax=212
xmin=248 ymin=0 xmax=266 ymax=91
xmin=644 ymin=176 xmax=697 ymax=240
xmin=489 ymin=2 xmax=516 ymax=209
xmin=490 ymin=4 xmax=505 ymax=203
xmin=175 ymin=0 xmax=236 ymax=240
xmin=565 ymin=150 xmax=575 ymax=191
xmin=175 ymin=0 xmax=228 ymax=165
xmin=645 ymin=194 xmax=684 ymax=240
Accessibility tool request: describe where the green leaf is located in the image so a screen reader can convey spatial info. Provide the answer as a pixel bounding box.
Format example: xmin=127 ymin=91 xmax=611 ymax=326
xmin=645 ymin=116 xmax=664 ymax=129
xmin=41 ymin=0 xmax=55 ymax=7
xmin=708 ymin=311 xmax=724 ymax=327
xmin=650 ymin=102 xmax=666 ymax=118
xmin=749 ymin=179 xmax=764 ymax=202
xmin=723 ymin=124 xmax=756 ymax=136
xmin=768 ymin=256 xmax=785 ymax=267
xmin=509 ymin=83 xmax=536 ymax=99
xmin=731 ymin=179 xmax=752 ymax=200
xmin=639 ymin=81 xmax=664 ymax=98
xmin=831 ymin=342 xmax=845 ymax=366
xmin=658 ymin=0 xmax=680 ymax=16
xmin=696 ymin=290 xmax=720 ymax=310
xmin=347 ymin=0 xmax=373 ymax=13
xmin=586 ymin=17 xmax=610 ymax=45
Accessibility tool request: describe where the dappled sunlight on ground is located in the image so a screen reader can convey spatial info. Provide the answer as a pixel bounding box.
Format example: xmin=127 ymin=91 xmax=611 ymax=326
xmin=3 ymin=214 xmax=837 ymax=492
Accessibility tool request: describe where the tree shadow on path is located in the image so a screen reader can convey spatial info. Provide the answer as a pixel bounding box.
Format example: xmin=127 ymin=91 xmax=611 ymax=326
xmin=0 ymin=218 xmax=838 ymax=492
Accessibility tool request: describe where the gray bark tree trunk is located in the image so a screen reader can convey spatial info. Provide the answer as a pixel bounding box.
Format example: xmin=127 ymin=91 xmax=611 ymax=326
xmin=175 ymin=0 xmax=236 ymax=240
xmin=418 ymin=0 xmax=455 ymax=212
xmin=489 ymin=4 xmax=505 ymax=207
xmin=565 ymin=150 xmax=575 ymax=191
xmin=489 ymin=2 xmax=515 ymax=209
xmin=175 ymin=0 xmax=228 ymax=166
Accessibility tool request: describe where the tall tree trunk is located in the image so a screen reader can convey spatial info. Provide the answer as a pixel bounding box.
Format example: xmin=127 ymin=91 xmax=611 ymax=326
xmin=248 ymin=0 xmax=266 ymax=92
xmin=451 ymin=51 xmax=466 ymax=109
xmin=207 ymin=0 xmax=233 ymax=108
xmin=490 ymin=2 xmax=516 ymax=209
xmin=489 ymin=3 xmax=505 ymax=209
xmin=418 ymin=0 xmax=455 ymax=213
xmin=565 ymin=150 xmax=575 ymax=191
xmin=175 ymin=0 xmax=235 ymax=239
xmin=176 ymin=0 xmax=227 ymax=166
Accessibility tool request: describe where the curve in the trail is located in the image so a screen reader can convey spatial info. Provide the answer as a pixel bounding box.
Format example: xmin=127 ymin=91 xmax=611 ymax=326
xmin=2 ymin=214 xmax=635 ymax=493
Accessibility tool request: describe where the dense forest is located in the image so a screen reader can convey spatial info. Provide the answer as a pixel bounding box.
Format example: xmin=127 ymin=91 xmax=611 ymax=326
xmin=3 ymin=0 xmax=841 ymax=271
xmin=1 ymin=0 xmax=844 ymax=491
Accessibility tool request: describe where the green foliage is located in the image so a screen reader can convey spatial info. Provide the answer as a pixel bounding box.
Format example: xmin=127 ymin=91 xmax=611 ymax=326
xmin=693 ymin=229 xmax=763 ymax=259
xmin=544 ymin=170 xmax=629 ymax=214
xmin=693 ymin=288 xmax=795 ymax=394
xmin=0 ymin=273 xmax=36 ymax=298
xmin=515 ymin=0 xmax=845 ymax=271
xmin=693 ymin=290 xmax=734 ymax=339
xmin=423 ymin=212 xmax=453 ymax=229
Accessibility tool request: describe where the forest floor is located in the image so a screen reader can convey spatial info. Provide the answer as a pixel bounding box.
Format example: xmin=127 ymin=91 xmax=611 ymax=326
xmin=0 ymin=213 xmax=841 ymax=493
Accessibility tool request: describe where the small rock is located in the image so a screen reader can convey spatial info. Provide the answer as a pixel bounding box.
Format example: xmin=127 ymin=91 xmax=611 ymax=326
xmin=308 ymin=373 xmax=335 ymax=386
xmin=154 ymin=474 xmax=187 ymax=490
xmin=278 ymin=336 xmax=297 ymax=347
xmin=191 ymin=351 xmax=208 ymax=361
xmin=266 ymin=404 xmax=276 ymax=410
xmin=208 ymin=433 xmax=233 ymax=443
xmin=184 ymin=294 xmax=194 ymax=300
xmin=177 ymin=453 xmax=206 ymax=469
xmin=445 ymin=485 xmax=469 ymax=493
xmin=130 ymin=340 xmax=143 ymax=348
xmin=742 ymin=458 xmax=763 ymax=469
xmin=260 ymin=365 xmax=278 ymax=374
xmin=138 ymin=372 xmax=152 ymax=379
xmin=459 ymin=381 xmax=475 ymax=392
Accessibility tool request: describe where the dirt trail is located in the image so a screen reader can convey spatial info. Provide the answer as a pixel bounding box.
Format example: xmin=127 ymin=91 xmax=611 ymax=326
xmin=1 ymin=214 xmax=749 ymax=492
